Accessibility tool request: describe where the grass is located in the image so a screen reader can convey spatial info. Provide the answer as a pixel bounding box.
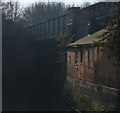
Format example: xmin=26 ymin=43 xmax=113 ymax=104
xmin=71 ymin=92 xmax=115 ymax=111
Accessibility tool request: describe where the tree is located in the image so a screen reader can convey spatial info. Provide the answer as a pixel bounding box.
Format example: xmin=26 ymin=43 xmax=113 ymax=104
xmin=2 ymin=1 xmax=37 ymax=110
xmin=23 ymin=1 xmax=67 ymax=26
xmin=98 ymin=4 xmax=120 ymax=110
xmin=2 ymin=1 xmax=23 ymax=23
xmin=81 ymin=1 xmax=91 ymax=8
xmin=98 ymin=2 xmax=120 ymax=69
xmin=97 ymin=3 xmax=120 ymax=111
xmin=99 ymin=17 xmax=120 ymax=71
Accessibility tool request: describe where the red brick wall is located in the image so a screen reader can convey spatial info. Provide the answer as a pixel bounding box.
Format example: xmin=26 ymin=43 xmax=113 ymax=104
xmin=67 ymin=47 xmax=118 ymax=88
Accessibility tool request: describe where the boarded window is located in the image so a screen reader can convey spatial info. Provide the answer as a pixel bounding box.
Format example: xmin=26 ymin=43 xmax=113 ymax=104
xmin=75 ymin=52 xmax=78 ymax=70
xmin=88 ymin=49 xmax=90 ymax=65
xmin=75 ymin=52 xmax=78 ymax=64
xmin=68 ymin=56 xmax=71 ymax=64
xmin=86 ymin=48 xmax=90 ymax=65
xmin=86 ymin=48 xmax=94 ymax=66
xmin=80 ymin=49 xmax=83 ymax=63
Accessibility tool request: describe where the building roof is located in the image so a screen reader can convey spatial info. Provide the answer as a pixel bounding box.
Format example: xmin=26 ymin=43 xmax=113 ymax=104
xmin=67 ymin=29 xmax=108 ymax=47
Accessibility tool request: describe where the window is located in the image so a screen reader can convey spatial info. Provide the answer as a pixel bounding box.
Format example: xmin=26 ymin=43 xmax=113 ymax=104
xmin=68 ymin=56 xmax=71 ymax=64
xmin=75 ymin=52 xmax=78 ymax=70
xmin=86 ymin=48 xmax=94 ymax=66
xmin=80 ymin=49 xmax=83 ymax=63
xmin=75 ymin=52 xmax=78 ymax=64
xmin=88 ymin=49 xmax=90 ymax=65
xmin=86 ymin=48 xmax=90 ymax=65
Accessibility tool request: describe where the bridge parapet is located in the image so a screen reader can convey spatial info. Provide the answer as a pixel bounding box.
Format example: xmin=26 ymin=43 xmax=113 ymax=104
xmin=26 ymin=13 xmax=69 ymax=40
xmin=25 ymin=2 xmax=119 ymax=41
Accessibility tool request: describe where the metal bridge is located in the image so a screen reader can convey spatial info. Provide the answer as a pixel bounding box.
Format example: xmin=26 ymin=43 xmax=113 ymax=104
xmin=26 ymin=13 xmax=69 ymax=40
xmin=25 ymin=2 xmax=119 ymax=41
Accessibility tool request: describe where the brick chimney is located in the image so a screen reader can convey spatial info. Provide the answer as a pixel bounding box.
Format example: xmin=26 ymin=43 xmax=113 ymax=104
xmin=67 ymin=7 xmax=81 ymax=36
xmin=68 ymin=7 xmax=81 ymax=19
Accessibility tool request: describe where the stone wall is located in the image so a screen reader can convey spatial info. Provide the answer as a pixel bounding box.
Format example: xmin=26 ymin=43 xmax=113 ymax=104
xmin=67 ymin=76 xmax=119 ymax=107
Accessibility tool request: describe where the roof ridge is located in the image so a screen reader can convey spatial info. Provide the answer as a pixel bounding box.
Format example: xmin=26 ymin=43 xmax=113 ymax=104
xmin=67 ymin=29 xmax=108 ymax=47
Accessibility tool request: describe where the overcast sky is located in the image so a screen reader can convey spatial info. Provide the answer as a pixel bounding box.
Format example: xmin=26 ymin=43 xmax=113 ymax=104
xmin=19 ymin=0 xmax=98 ymax=4
xmin=15 ymin=0 xmax=102 ymax=7
xmin=4 ymin=0 xmax=120 ymax=7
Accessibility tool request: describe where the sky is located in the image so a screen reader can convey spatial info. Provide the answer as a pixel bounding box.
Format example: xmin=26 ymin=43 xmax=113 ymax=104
xmin=11 ymin=0 xmax=102 ymax=7
xmin=3 ymin=0 xmax=120 ymax=7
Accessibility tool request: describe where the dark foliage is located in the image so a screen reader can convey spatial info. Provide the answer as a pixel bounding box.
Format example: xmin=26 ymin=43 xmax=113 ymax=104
xmin=98 ymin=4 xmax=120 ymax=91
xmin=2 ymin=2 xmax=71 ymax=111
xmin=98 ymin=2 xmax=120 ymax=71
xmin=99 ymin=16 xmax=120 ymax=70
xmin=2 ymin=1 xmax=23 ymax=23
xmin=23 ymin=2 xmax=68 ymax=26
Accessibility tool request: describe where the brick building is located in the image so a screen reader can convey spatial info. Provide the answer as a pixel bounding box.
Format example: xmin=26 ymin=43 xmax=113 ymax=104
xmin=67 ymin=29 xmax=119 ymax=88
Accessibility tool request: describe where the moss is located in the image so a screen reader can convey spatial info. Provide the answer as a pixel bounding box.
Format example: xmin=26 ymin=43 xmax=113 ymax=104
xmin=92 ymin=100 xmax=115 ymax=111
xmin=72 ymin=92 xmax=115 ymax=111
xmin=73 ymin=92 xmax=93 ymax=111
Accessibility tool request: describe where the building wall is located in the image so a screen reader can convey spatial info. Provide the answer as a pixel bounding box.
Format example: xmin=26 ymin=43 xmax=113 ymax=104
xmin=67 ymin=46 xmax=119 ymax=88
